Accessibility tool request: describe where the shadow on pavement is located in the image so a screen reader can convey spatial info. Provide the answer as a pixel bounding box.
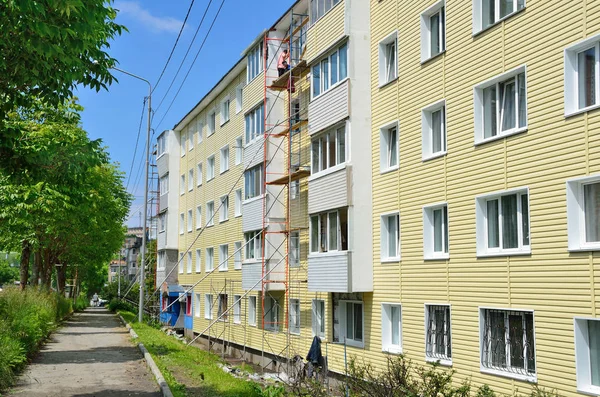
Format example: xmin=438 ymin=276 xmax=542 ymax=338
xmin=33 ymin=345 xmax=144 ymax=365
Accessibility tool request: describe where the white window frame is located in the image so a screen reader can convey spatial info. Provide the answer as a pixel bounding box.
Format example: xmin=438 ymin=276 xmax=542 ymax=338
xmin=206 ymin=201 xmax=215 ymax=227
xmin=188 ymin=127 xmax=194 ymax=151
xmin=207 ymin=111 xmax=216 ymax=136
xmin=244 ymin=164 xmax=264 ymax=200
xmin=381 ymin=303 xmax=402 ymax=354
xmin=565 ymin=34 xmax=600 ymax=116
xmin=311 ymin=43 xmax=349 ymax=99
xmin=312 ymin=299 xmax=325 ymax=338
xmin=206 ymin=155 xmax=215 ymax=181
xmin=475 ymin=187 xmax=530 ymax=257
xmin=380 ymin=211 xmax=401 ymax=262
xmin=205 ymin=247 xmax=214 ymax=272
xmin=220 ymin=145 xmax=229 ymax=174
xmin=574 ymin=317 xmax=600 ymax=394
xmin=234 ymin=241 xmax=242 ymax=269
xmin=310 ymin=124 xmax=347 ymax=176
xmin=157 ymin=251 xmax=166 ymax=270
xmin=194 ymin=293 xmax=201 ymax=317
xmin=378 ymin=31 xmax=398 ymax=87
xmin=235 ymin=189 xmax=242 ymax=217
xmin=236 ymin=84 xmax=244 ymax=114
xmin=566 ymin=174 xmax=600 ymax=251
xmin=472 ymin=0 xmax=526 ymax=34
xmin=474 ymin=65 xmax=527 ymax=145
xmin=289 ymin=298 xmax=301 ymax=335
xmin=186 ymin=251 xmax=192 ymax=273
xmin=479 ymin=307 xmax=537 ymax=382
xmin=235 ymin=137 xmax=243 ymax=165
xmin=290 ymin=231 xmax=300 ymax=268
xmin=196 ymin=206 xmax=202 ymax=229
xmin=180 ymin=131 xmax=186 ymax=157
xmin=425 ymin=304 xmax=452 ymax=365
xmin=205 ymin=294 xmax=213 ymax=319
xmin=157 ymin=133 xmax=166 ymax=157
xmin=197 ymin=163 xmax=203 ymax=186
xmin=245 ymin=104 xmax=265 ymax=144
xmin=220 ymin=97 xmax=230 ymax=126
xmin=159 ymin=174 xmax=169 ymax=194
xmin=197 ymin=118 xmax=203 ymax=144
xmin=309 ymin=208 xmax=349 ymax=254
xmin=422 ymin=100 xmax=447 ymax=160
xmin=187 ymin=209 xmax=193 ymax=232
xmin=420 ymin=1 xmax=446 ymax=62
xmin=219 ymin=195 xmax=229 ymax=223
xmin=180 ymin=174 xmax=185 ymax=195
xmin=178 ymin=253 xmax=184 ymax=274
xmin=244 ymin=230 xmax=263 ymax=261
xmin=339 ymin=300 xmax=364 ymax=348
xmin=179 ymin=213 xmax=184 ymax=235
xmin=264 ymin=295 xmax=280 ymax=332
xmin=310 ymin=0 xmax=341 ymax=24
xmin=219 ymin=244 xmax=228 ymax=271
xmin=247 ymin=42 xmax=263 ymax=83
xmin=195 ymin=249 xmax=201 ymax=273
xmin=159 ymin=213 xmax=166 ymax=233
xmin=233 ymin=295 xmax=242 ymax=324
xmin=379 ymin=121 xmax=399 ymax=173
xmin=188 ymin=169 xmax=194 ymax=191
xmin=248 ymin=296 xmax=257 ymax=326
xmin=423 ymin=203 xmax=449 ymax=260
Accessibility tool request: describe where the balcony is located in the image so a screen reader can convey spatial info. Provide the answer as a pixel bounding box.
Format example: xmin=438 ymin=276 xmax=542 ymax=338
xmin=159 ymin=193 xmax=168 ymax=213
xmin=242 ymin=194 xmax=285 ymax=232
xmin=157 ymin=153 xmax=169 ymax=177
xmin=308 ymin=251 xmax=351 ymax=292
xmin=241 ymin=259 xmax=286 ymax=291
xmin=305 ymin=0 xmax=346 ymax=65
xmin=308 ymin=78 xmax=349 ymax=135
xmin=308 ymin=164 xmax=351 ymax=214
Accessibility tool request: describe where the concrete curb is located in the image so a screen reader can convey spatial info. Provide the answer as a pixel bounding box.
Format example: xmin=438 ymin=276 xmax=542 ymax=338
xmin=117 ymin=313 xmax=173 ymax=397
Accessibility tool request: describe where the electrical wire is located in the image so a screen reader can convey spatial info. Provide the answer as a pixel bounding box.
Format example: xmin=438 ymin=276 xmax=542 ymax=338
xmin=125 ymin=99 xmax=147 ymax=192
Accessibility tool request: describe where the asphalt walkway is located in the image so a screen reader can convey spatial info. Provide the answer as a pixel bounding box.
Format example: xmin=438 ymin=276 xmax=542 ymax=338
xmin=9 ymin=307 xmax=161 ymax=397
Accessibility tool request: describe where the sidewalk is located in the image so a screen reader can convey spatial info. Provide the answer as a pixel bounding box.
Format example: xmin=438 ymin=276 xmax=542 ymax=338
xmin=9 ymin=307 xmax=161 ymax=397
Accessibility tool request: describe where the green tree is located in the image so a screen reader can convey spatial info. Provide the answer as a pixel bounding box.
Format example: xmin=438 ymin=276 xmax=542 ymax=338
xmin=0 ymin=260 xmax=18 ymax=285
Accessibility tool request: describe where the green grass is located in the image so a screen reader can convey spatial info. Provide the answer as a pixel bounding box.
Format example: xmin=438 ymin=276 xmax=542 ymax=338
xmin=118 ymin=310 xmax=262 ymax=397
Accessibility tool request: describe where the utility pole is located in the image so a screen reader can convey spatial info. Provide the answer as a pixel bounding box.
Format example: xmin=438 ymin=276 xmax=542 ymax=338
xmin=112 ymin=66 xmax=151 ymax=323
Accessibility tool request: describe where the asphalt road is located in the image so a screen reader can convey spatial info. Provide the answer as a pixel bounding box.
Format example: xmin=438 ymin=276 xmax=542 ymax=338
xmin=9 ymin=307 xmax=161 ymax=397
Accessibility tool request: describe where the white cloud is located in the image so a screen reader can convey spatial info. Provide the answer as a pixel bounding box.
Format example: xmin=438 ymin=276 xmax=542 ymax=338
xmin=115 ymin=1 xmax=184 ymax=34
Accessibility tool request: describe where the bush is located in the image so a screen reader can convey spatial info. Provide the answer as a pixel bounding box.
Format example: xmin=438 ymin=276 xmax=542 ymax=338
xmin=108 ymin=298 xmax=135 ymax=313
xmin=73 ymin=294 xmax=88 ymax=312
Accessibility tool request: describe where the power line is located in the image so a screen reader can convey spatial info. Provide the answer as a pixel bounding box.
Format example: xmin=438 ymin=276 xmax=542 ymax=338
xmin=152 ymin=0 xmax=197 ymax=94
xmin=153 ymin=0 xmax=216 ymax=115
xmin=153 ymin=0 xmax=226 ymax=131
xmin=125 ymin=99 xmax=147 ymax=192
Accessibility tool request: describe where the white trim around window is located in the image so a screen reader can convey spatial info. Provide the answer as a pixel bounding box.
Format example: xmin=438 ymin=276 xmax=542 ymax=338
xmin=420 ymin=0 xmax=446 ymax=63
xmin=472 ymin=0 xmax=526 ymax=35
xmin=339 ymin=300 xmax=364 ymax=348
xmin=424 ymin=304 xmax=452 ymax=366
xmin=564 ymin=33 xmax=600 ymax=117
xmin=220 ymin=97 xmax=230 ymax=126
xmin=566 ymin=174 xmax=600 ymax=251
xmin=381 ymin=303 xmax=402 ymax=354
xmin=236 ymin=84 xmax=244 ymax=114
xmin=574 ymin=317 xmax=600 ymax=395
xmin=380 ymin=211 xmax=400 ymax=262
xmin=423 ymin=203 xmax=449 ymax=260
xmin=422 ymin=100 xmax=447 ymax=161
xmin=220 ymin=145 xmax=230 ymax=174
xmin=474 ymin=65 xmax=527 ymax=145
xmin=378 ymin=31 xmax=398 ymax=87
xmin=475 ymin=187 xmax=530 ymax=257
xmin=379 ymin=120 xmax=399 ymax=173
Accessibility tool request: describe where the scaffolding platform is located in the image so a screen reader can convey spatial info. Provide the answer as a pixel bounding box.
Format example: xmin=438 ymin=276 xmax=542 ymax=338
xmin=271 ymin=119 xmax=308 ymax=138
xmin=268 ymin=59 xmax=308 ymax=90
xmin=266 ymin=167 xmax=310 ymax=186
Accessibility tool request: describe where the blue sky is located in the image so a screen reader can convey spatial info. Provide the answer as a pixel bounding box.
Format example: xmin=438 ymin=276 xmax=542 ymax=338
xmin=76 ymin=0 xmax=294 ymax=226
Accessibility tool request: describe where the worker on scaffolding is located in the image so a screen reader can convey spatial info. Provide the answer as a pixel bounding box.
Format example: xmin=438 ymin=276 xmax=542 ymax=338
xmin=277 ymin=49 xmax=290 ymax=77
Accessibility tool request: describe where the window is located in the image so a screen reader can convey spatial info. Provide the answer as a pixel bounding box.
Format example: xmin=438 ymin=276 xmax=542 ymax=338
xmin=194 ymin=293 xmax=201 ymax=317
xmin=158 ymin=251 xmax=166 ymax=270
xmin=188 ymin=169 xmax=193 ymax=191
xmin=245 ymin=104 xmax=265 ymax=143
xmin=235 ymin=137 xmax=243 ymax=165
xmin=180 ymin=131 xmax=186 ymax=156
xmin=219 ymin=244 xmax=228 ymax=271
xmin=180 ymin=174 xmax=185 ymax=195
xmin=289 ymin=299 xmax=300 ymax=335
xmin=290 ymin=231 xmax=300 ymax=267
xmin=566 ymin=175 xmax=600 ymax=250
xmin=340 ymin=301 xmax=364 ymax=347
xmin=474 ymin=0 xmax=525 ymax=33
xmin=188 ymin=128 xmax=194 ymax=151
xmin=220 ymin=195 xmax=229 ymax=222
xmin=207 ymin=156 xmax=215 ymax=181
xmin=245 ymin=230 xmax=262 ymax=260
xmin=208 ymin=111 xmax=216 ymax=136
xmin=159 ymin=213 xmax=166 ymax=232
xmin=474 ymin=66 xmax=527 ymax=144
xmin=381 ymin=304 xmax=402 ymax=353
xmin=247 ymin=42 xmax=263 ymax=83
xmin=264 ymin=295 xmax=280 ymax=331
xmin=311 ymin=125 xmax=346 ymax=174
xmin=312 ymin=43 xmax=348 ymax=98
xmin=205 ymin=247 xmax=214 ymax=272
xmin=178 ymin=252 xmax=184 ymax=274
xmin=575 ymin=318 xmax=600 ymax=394
xmin=310 ymin=208 xmax=349 ymax=253
xmin=185 ymin=294 xmax=192 ymax=316
xmin=235 ymin=189 xmax=242 ymax=217
xmin=233 ymin=295 xmax=241 ymax=324
xmin=236 ymin=84 xmax=243 ymax=113
xmin=379 ymin=32 xmax=398 ymax=86
xmin=421 ymin=2 xmax=445 ymax=62
xmin=312 ymin=299 xmax=325 ymax=338
xmin=310 ymin=0 xmax=341 ymax=24
xmin=159 ymin=175 xmax=169 ymax=194
xmin=195 ymin=249 xmax=201 ymax=273
xmin=476 ymin=189 xmax=530 ymax=256
xmin=480 ymin=308 xmax=535 ymax=380
xmin=217 ymin=294 xmax=228 ymax=321
xmin=206 ymin=201 xmax=215 ymax=226
xmin=220 ymin=98 xmax=230 ymax=125
xmin=197 ymin=163 xmax=203 ymax=186
xmin=205 ymin=294 xmax=213 ymax=319
xmin=565 ymin=35 xmax=600 ymax=116
xmin=380 ymin=122 xmax=399 ymax=172
xmin=197 ymin=118 xmax=203 ymax=144
xmin=426 ymin=305 xmax=452 ymax=363
xmin=157 ymin=133 xmax=166 ymax=157
xmin=291 ymin=180 xmax=300 ymax=200
xmin=234 ymin=241 xmax=242 ymax=269
xmin=380 ymin=212 xmax=400 ymax=261
xmin=423 ymin=204 xmax=449 ymax=259
xmin=187 ymin=251 xmax=192 ymax=273
xmin=422 ymin=101 xmax=447 ymax=160
xmin=196 ymin=206 xmax=202 ymax=229
xmin=244 ymin=164 xmax=264 ymax=199
xmin=220 ymin=146 xmax=229 ymax=173
xmin=187 ymin=209 xmax=193 ymax=232
xmin=248 ymin=296 xmax=257 ymax=326
xmin=179 ymin=213 xmax=184 ymax=235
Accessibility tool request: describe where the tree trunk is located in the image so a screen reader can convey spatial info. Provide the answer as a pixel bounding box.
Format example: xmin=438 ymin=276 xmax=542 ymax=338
xmin=44 ymin=252 xmax=54 ymax=290
xmin=57 ymin=262 xmax=67 ymax=295
xmin=72 ymin=267 xmax=78 ymax=303
xmin=31 ymin=249 xmax=41 ymax=287
xmin=19 ymin=240 xmax=31 ymax=290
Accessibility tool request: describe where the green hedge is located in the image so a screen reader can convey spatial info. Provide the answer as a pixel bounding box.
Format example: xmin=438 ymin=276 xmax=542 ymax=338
xmin=0 ymin=287 xmax=73 ymax=391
